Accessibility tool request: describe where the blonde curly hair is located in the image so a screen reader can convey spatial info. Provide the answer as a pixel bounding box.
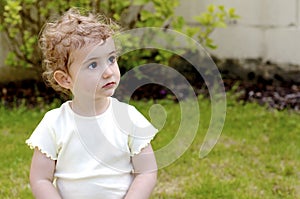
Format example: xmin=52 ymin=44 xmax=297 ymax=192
xmin=39 ymin=8 xmax=119 ymax=95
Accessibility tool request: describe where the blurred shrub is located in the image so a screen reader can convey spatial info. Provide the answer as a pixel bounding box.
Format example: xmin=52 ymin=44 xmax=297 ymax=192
xmin=0 ymin=0 xmax=238 ymax=74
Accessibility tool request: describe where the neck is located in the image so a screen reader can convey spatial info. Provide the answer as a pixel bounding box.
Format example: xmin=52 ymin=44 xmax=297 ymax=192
xmin=71 ymin=97 xmax=110 ymax=116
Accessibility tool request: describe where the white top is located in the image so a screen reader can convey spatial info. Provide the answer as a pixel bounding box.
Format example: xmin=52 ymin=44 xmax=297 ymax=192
xmin=26 ymin=97 xmax=158 ymax=199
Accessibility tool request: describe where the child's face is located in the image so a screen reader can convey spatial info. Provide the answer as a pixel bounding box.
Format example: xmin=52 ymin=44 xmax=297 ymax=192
xmin=68 ymin=37 xmax=120 ymax=100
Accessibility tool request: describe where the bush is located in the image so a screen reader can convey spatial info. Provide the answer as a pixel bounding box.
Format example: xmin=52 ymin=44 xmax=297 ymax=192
xmin=0 ymin=0 xmax=238 ymax=73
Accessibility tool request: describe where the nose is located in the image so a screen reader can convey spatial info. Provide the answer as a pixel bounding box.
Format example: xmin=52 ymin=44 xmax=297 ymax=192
xmin=102 ymin=65 xmax=113 ymax=79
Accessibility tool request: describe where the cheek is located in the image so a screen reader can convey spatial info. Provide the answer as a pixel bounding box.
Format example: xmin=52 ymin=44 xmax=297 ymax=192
xmin=73 ymin=74 xmax=98 ymax=91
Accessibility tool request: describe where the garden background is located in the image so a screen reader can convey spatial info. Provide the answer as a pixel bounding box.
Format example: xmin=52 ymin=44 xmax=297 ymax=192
xmin=0 ymin=0 xmax=299 ymax=198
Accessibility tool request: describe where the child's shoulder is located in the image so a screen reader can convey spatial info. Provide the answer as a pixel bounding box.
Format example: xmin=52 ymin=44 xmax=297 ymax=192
xmin=111 ymin=97 xmax=136 ymax=112
xmin=110 ymin=97 xmax=147 ymax=123
xmin=43 ymin=101 xmax=71 ymax=122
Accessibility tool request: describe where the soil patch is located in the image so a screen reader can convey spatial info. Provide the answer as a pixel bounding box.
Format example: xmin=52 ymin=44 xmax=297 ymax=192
xmin=0 ymin=77 xmax=299 ymax=112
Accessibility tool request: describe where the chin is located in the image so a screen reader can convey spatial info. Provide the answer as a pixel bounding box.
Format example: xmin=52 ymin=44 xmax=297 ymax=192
xmin=103 ymin=90 xmax=116 ymax=98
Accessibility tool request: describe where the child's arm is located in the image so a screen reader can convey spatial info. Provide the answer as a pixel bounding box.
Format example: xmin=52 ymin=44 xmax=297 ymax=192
xmin=29 ymin=148 xmax=62 ymax=199
xmin=125 ymin=144 xmax=157 ymax=199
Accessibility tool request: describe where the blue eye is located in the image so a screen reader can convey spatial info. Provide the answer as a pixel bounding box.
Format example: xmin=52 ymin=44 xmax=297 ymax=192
xmin=88 ymin=62 xmax=97 ymax=69
xmin=108 ymin=56 xmax=117 ymax=64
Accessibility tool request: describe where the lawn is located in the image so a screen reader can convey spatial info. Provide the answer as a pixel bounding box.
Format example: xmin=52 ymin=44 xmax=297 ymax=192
xmin=0 ymin=95 xmax=299 ymax=199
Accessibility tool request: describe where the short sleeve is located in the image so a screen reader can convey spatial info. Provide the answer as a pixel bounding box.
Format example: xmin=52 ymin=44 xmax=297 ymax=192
xmin=25 ymin=113 xmax=58 ymax=160
xmin=127 ymin=107 xmax=158 ymax=156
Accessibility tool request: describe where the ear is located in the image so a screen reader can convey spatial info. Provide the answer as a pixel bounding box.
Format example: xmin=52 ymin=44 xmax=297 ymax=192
xmin=54 ymin=70 xmax=72 ymax=90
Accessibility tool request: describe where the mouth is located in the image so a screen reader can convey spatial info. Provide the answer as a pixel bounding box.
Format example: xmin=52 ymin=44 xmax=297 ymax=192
xmin=102 ymin=82 xmax=116 ymax=88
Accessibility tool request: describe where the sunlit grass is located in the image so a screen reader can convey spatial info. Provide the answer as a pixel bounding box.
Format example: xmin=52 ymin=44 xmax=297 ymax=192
xmin=0 ymin=94 xmax=299 ymax=198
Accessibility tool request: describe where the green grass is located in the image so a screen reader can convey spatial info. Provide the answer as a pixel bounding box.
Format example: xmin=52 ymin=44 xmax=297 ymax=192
xmin=0 ymin=95 xmax=299 ymax=198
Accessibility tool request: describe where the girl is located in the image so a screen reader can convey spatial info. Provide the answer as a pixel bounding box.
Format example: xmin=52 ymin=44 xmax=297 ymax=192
xmin=26 ymin=8 xmax=158 ymax=199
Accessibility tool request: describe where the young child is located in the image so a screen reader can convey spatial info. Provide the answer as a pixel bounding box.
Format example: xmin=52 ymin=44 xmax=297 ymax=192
xmin=26 ymin=8 xmax=158 ymax=199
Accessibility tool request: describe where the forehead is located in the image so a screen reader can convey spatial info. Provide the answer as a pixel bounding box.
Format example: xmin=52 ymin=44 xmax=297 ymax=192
xmin=84 ymin=37 xmax=116 ymax=60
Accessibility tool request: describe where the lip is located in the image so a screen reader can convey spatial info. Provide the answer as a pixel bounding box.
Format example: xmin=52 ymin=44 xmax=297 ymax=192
xmin=102 ymin=82 xmax=116 ymax=88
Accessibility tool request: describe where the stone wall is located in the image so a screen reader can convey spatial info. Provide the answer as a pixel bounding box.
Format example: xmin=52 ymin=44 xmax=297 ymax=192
xmin=176 ymin=0 xmax=300 ymax=82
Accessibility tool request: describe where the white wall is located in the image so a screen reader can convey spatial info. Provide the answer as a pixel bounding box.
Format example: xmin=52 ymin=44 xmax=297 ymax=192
xmin=176 ymin=0 xmax=300 ymax=67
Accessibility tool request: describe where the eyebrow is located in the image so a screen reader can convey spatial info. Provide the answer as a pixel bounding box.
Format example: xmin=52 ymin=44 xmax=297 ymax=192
xmin=108 ymin=50 xmax=117 ymax=56
xmin=82 ymin=50 xmax=117 ymax=65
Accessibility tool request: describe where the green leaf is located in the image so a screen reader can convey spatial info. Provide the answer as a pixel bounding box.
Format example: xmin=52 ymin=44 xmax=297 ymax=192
xmin=5 ymin=52 xmax=17 ymax=66
xmin=205 ymin=38 xmax=217 ymax=49
xmin=213 ymin=21 xmax=227 ymax=28
xmin=172 ymin=16 xmax=185 ymax=31
xmin=228 ymin=8 xmax=240 ymax=19
xmin=24 ymin=0 xmax=37 ymax=4
xmin=185 ymin=27 xmax=200 ymax=38
xmin=140 ymin=10 xmax=152 ymax=21
xmin=113 ymin=13 xmax=121 ymax=21
xmin=132 ymin=0 xmax=150 ymax=6
xmin=218 ymin=5 xmax=225 ymax=12
xmin=207 ymin=4 xmax=215 ymax=13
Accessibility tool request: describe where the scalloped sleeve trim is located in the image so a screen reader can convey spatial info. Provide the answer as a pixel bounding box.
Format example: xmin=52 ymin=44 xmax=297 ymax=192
xmin=128 ymin=130 xmax=158 ymax=157
xmin=26 ymin=139 xmax=57 ymax=161
xmin=129 ymin=140 xmax=151 ymax=157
